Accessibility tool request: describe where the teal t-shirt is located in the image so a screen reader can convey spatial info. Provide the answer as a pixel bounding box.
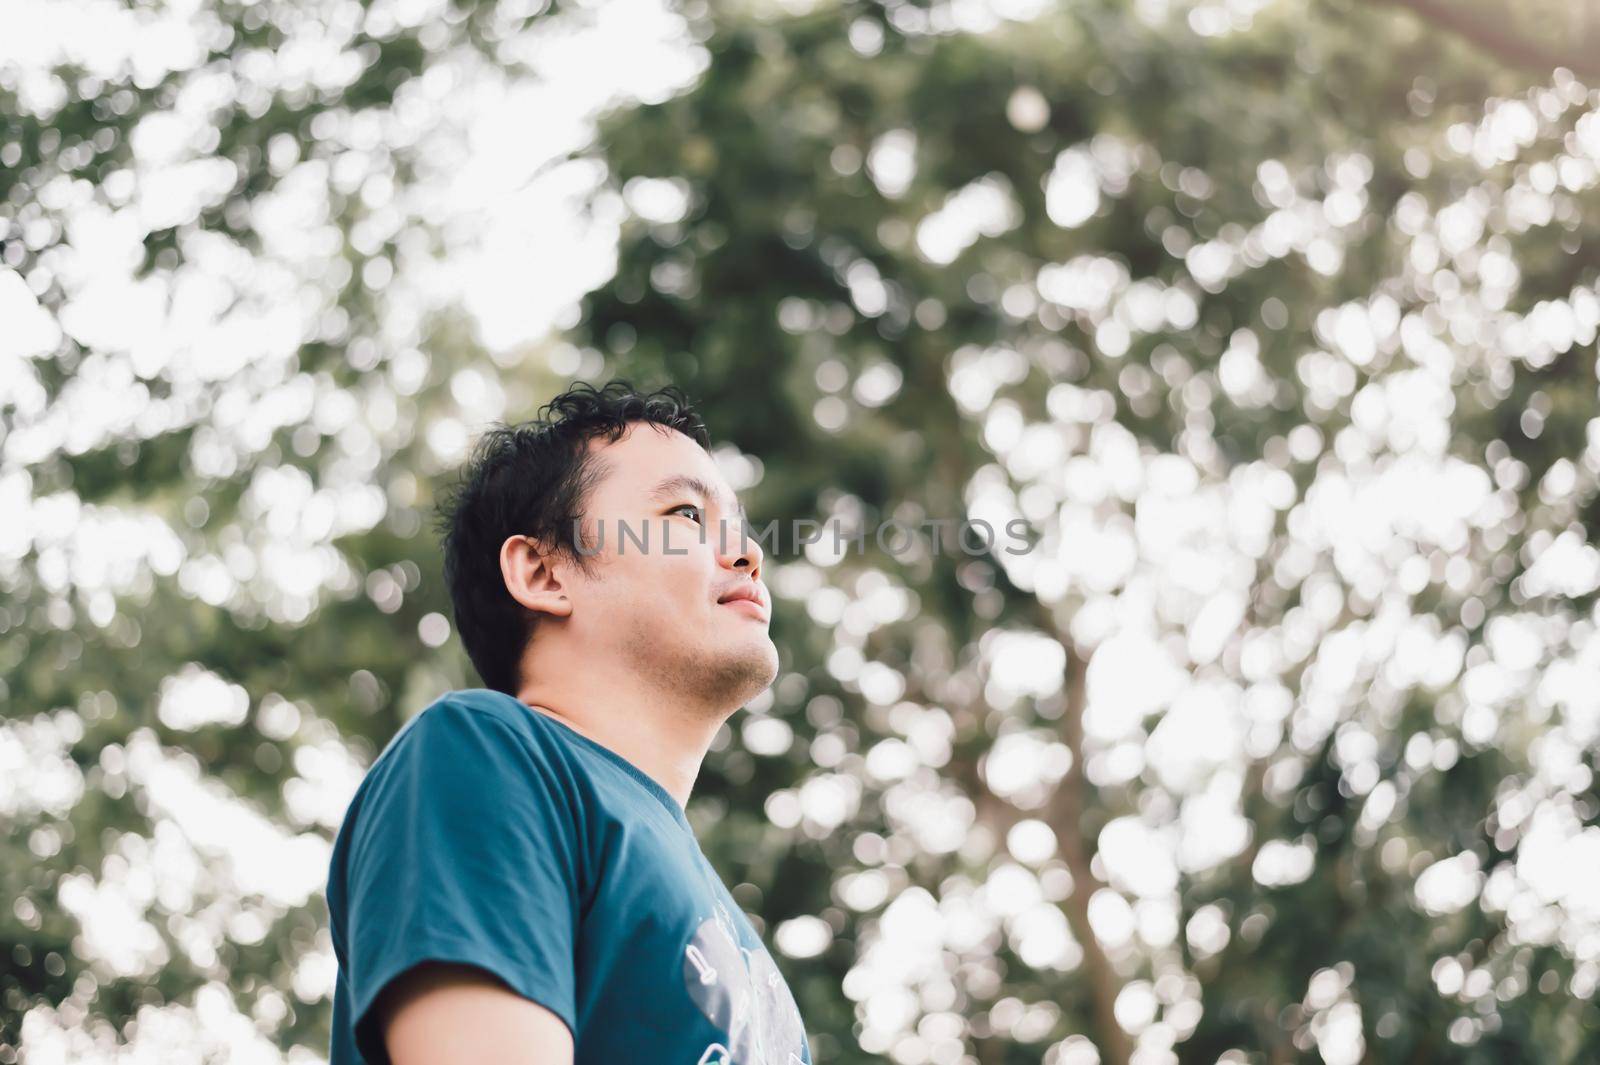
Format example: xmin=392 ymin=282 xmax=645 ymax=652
xmin=325 ymin=688 xmax=813 ymax=1065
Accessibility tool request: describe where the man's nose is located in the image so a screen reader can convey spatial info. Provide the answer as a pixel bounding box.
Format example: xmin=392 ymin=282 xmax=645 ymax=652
xmin=718 ymin=517 xmax=762 ymax=575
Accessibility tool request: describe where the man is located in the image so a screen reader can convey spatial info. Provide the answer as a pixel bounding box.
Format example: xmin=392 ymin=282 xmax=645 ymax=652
xmin=324 ymin=380 xmax=812 ymax=1065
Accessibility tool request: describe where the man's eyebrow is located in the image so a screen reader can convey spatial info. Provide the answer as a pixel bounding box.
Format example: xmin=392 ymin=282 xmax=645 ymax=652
xmin=648 ymin=474 xmax=748 ymax=521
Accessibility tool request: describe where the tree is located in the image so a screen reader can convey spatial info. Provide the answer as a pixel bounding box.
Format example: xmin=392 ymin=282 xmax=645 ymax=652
xmin=2 ymin=0 xmax=1598 ymax=1062
xmin=577 ymin=1 xmax=1600 ymax=1062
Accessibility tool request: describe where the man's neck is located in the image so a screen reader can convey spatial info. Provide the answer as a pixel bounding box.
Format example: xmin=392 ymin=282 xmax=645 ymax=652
xmin=512 ymin=681 xmax=725 ymax=813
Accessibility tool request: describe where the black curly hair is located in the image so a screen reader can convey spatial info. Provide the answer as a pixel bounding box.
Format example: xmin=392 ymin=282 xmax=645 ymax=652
xmin=434 ymin=379 xmax=712 ymax=695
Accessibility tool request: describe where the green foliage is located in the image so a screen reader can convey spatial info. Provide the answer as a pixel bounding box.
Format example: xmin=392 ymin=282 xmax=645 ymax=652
xmin=4 ymin=0 xmax=1600 ymax=1062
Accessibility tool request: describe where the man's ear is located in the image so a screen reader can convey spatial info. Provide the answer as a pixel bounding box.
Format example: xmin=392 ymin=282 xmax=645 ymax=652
xmin=499 ymin=535 xmax=574 ymax=619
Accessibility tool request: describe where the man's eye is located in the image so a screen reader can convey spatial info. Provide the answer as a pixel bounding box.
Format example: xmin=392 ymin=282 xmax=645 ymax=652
xmin=669 ymin=503 xmax=704 ymax=523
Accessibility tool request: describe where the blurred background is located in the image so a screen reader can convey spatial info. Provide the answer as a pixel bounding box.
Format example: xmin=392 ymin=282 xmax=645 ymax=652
xmin=4 ymin=0 xmax=1600 ymax=1061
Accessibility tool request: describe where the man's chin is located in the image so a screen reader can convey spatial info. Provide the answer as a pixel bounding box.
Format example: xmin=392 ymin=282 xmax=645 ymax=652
xmin=742 ymin=632 xmax=780 ymax=677
xmin=716 ymin=636 xmax=780 ymax=699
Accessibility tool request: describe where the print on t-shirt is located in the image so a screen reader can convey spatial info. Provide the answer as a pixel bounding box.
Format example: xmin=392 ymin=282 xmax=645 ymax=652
xmin=682 ymin=900 xmax=807 ymax=1065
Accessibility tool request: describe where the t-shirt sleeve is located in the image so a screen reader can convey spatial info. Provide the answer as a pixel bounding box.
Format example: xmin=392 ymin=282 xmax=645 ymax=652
xmin=339 ymin=702 xmax=583 ymax=1064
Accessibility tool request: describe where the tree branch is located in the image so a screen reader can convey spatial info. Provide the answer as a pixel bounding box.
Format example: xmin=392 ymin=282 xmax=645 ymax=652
xmin=1042 ymin=636 xmax=1135 ymax=1065
xmin=1364 ymin=0 xmax=1600 ymax=79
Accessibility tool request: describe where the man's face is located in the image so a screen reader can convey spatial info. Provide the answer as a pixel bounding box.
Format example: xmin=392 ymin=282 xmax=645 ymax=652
xmin=561 ymin=422 xmax=778 ymax=713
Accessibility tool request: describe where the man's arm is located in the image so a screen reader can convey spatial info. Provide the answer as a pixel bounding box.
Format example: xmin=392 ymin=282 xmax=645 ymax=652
xmin=379 ymin=962 xmax=575 ymax=1065
xmin=332 ymin=703 xmax=584 ymax=1063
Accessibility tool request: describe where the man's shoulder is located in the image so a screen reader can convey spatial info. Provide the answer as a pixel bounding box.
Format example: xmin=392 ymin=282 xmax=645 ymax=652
xmin=390 ymin=688 xmax=545 ymax=745
xmin=362 ymin=688 xmax=569 ymax=786
xmin=334 ymin=690 xmax=582 ymax=858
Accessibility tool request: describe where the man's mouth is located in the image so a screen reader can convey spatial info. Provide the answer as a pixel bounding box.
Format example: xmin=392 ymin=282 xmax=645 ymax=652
xmin=722 ymin=598 xmax=767 ymax=620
